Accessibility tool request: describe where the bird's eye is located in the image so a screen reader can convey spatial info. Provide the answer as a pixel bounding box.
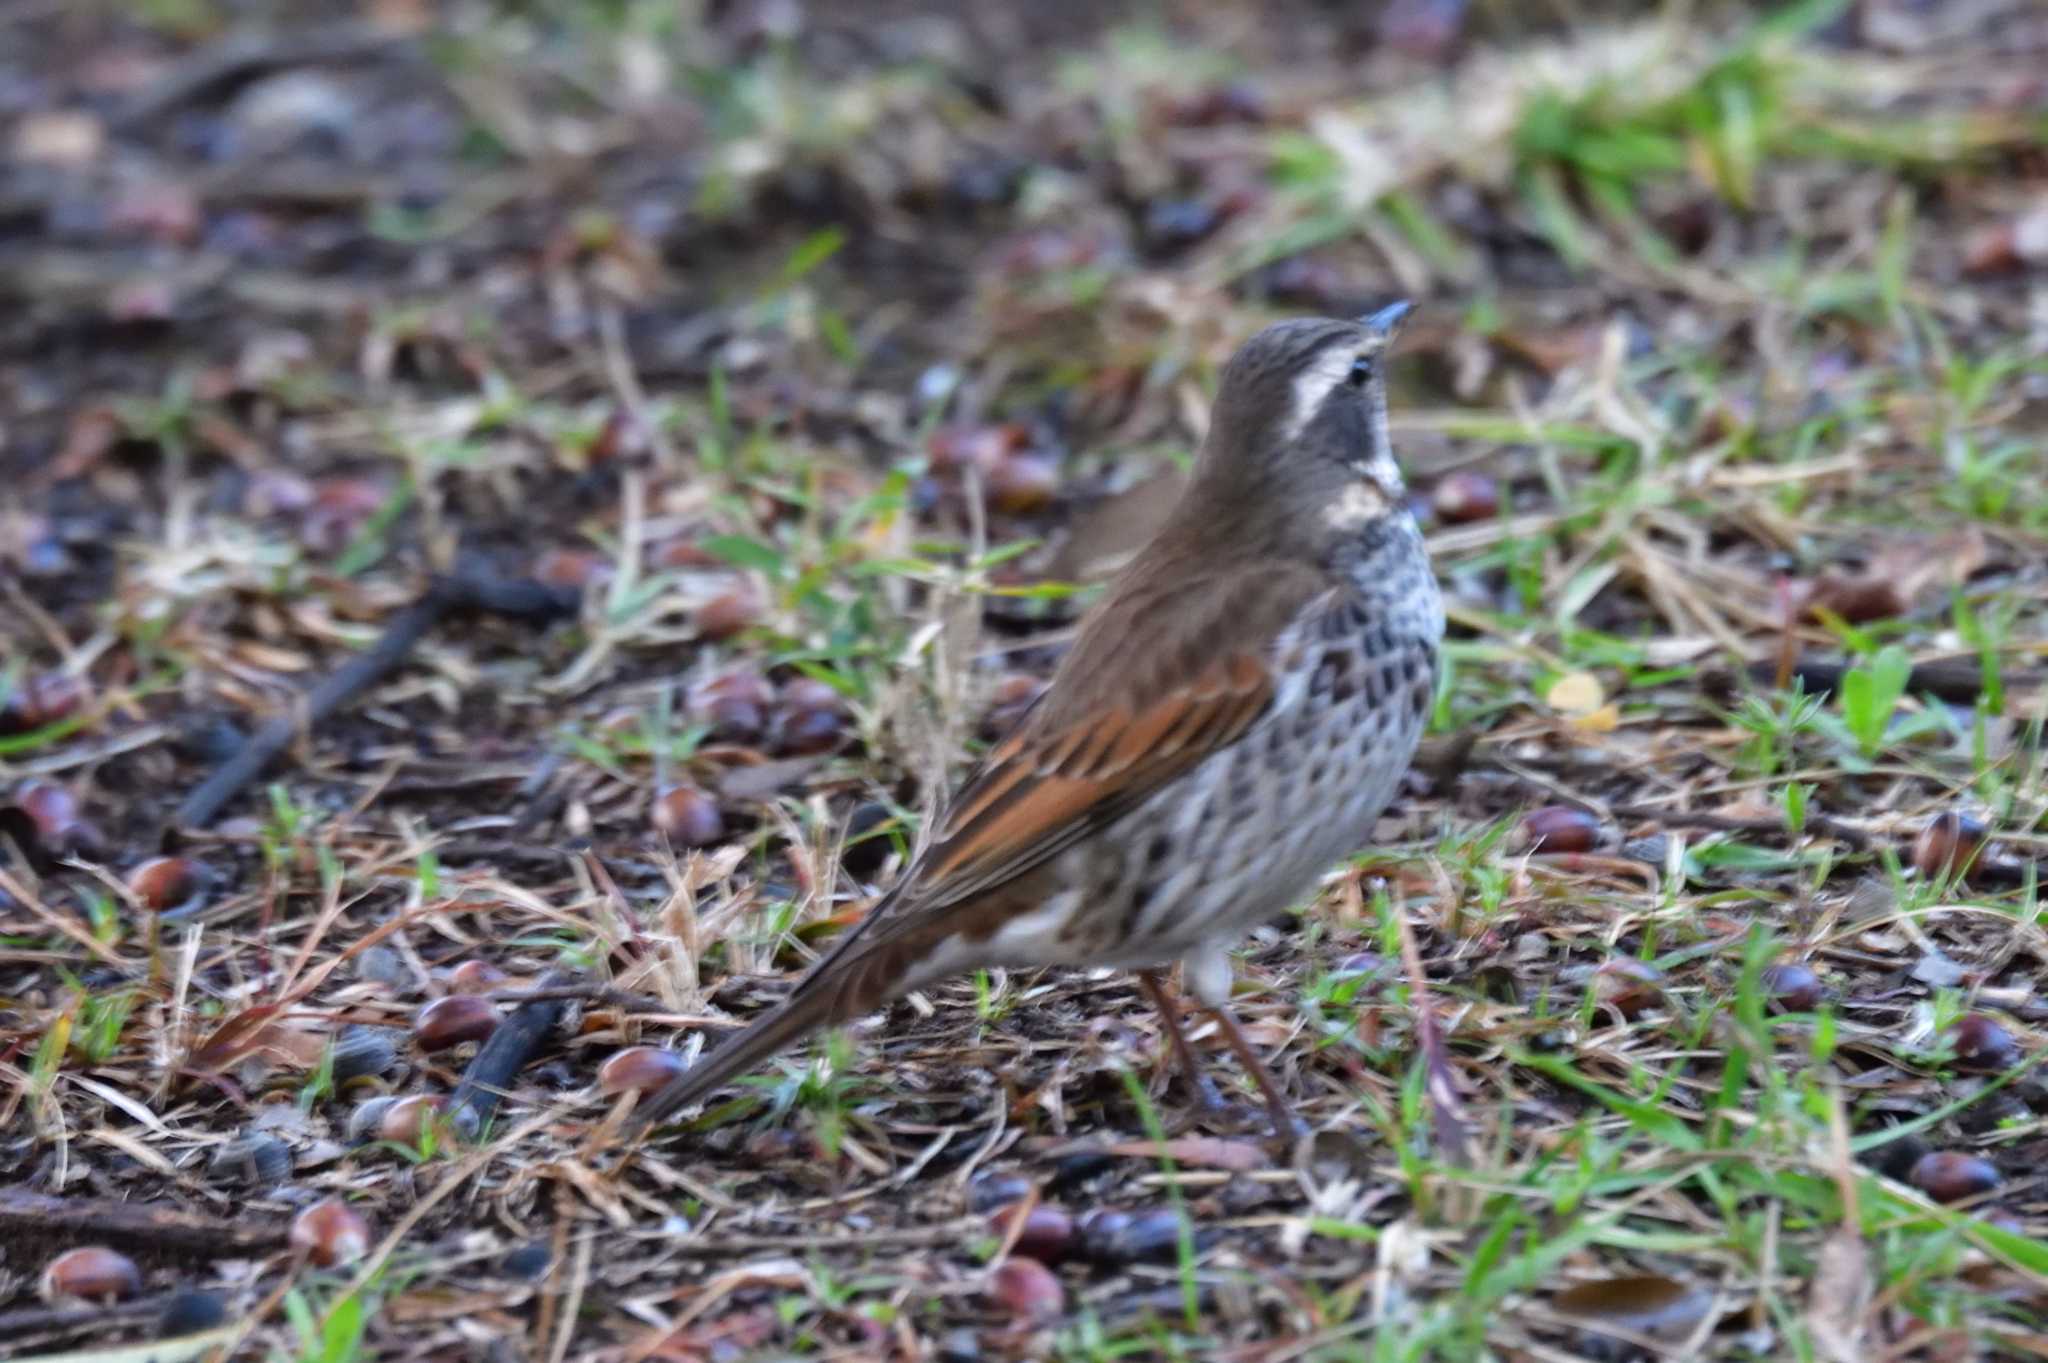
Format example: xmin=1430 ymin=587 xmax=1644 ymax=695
xmin=1346 ymin=355 xmax=1373 ymax=388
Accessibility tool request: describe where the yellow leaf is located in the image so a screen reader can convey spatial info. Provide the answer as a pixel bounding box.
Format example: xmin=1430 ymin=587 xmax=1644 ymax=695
xmin=1546 ymin=670 xmax=1604 ymax=715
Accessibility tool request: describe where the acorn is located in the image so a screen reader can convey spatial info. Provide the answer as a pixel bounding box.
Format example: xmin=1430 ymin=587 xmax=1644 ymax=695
xmin=415 ymin=995 xmax=498 ymax=1052
xmin=41 ymin=1246 xmax=142 ymax=1303
xmin=773 ymin=704 xmax=848 ymax=756
xmin=290 ymin=1199 xmax=371 ymax=1268
xmin=1949 ymin=1013 xmax=2021 ymax=1072
xmin=0 ymin=671 xmax=85 ymax=735
xmin=1590 ymin=959 xmax=1664 ymax=1019
xmin=13 ymin=779 xmax=100 ymax=858
xmin=1760 ymin=962 xmax=1824 ymax=1012
xmin=330 ymin=1025 xmax=398 ymax=1085
xmin=988 ymin=1256 xmax=1065 ymax=1323
xmin=598 ymin=1046 xmax=686 ymax=1097
xmin=207 ymin=1130 xmax=293 ymax=1186
xmin=375 ymin=1093 xmax=446 ymax=1145
xmin=694 ymin=671 xmax=775 ymax=746
xmin=532 ymin=548 xmax=612 ymax=590
xmin=983 ymin=452 xmax=1060 ymax=515
xmin=444 ymin=959 xmax=508 ymax=995
xmin=651 ymin=784 xmax=725 ymax=846
xmin=158 ymin=1288 xmax=228 ymax=1337
xmin=1431 ymin=471 xmax=1499 ymax=525
xmin=1911 ymin=1152 xmax=2001 ymax=1204
xmin=694 ymin=587 xmax=760 ymax=641
xmin=1523 ymin=804 xmax=1602 ymax=854
xmin=127 ymin=855 xmax=210 ymax=913
xmin=1911 ymin=812 xmax=1986 ymax=883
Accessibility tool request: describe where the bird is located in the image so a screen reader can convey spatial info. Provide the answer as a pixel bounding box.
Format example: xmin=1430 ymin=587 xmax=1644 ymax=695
xmin=629 ymin=303 xmax=1443 ymax=1137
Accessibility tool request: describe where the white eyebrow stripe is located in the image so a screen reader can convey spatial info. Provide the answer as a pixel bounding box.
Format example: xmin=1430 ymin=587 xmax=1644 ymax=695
xmin=1282 ymin=344 xmax=1357 ymax=442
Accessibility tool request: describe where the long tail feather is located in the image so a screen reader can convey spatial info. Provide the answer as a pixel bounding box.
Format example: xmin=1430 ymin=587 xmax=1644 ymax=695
xmin=624 ymin=979 xmax=852 ymax=1132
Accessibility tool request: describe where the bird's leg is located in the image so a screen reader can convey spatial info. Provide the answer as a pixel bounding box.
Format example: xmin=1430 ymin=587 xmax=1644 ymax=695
xmin=1203 ymin=998 xmax=1305 ymax=1141
xmin=1136 ymin=970 xmax=1227 ymax=1117
xmin=1181 ymin=943 xmax=1305 ymax=1140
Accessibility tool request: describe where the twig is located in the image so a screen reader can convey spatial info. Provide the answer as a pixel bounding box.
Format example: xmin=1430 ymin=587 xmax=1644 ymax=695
xmin=111 ymin=22 xmax=414 ymax=131
xmin=170 ymin=567 xmax=577 ymax=834
xmin=1731 ymin=656 xmax=2004 ymax=706
xmin=0 ymin=1189 xmax=285 ymax=1256
xmin=449 ymin=970 xmax=574 ymax=1136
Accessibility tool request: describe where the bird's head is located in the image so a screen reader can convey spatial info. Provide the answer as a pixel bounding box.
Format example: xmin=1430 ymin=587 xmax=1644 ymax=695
xmin=1193 ymin=302 xmax=1415 ymax=541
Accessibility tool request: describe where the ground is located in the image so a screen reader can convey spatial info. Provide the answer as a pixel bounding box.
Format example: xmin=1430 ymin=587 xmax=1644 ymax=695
xmin=1 ymin=0 xmax=2046 ymax=1359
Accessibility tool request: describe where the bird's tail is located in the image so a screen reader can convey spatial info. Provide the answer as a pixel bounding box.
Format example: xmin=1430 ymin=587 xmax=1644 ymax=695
xmin=624 ymin=903 xmax=918 ymax=1134
xmin=623 ymin=981 xmax=849 ymax=1132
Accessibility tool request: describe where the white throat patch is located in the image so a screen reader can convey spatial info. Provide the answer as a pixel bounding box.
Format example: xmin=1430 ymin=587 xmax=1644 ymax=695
xmin=1322 ymin=479 xmax=1391 ymax=530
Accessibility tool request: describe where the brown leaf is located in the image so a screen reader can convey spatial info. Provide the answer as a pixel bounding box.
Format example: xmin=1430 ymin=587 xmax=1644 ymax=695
xmin=179 ymin=1004 xmax=284 ymax=1079
xmin=1554 ymin=1274 xmax=1712 ymax=1344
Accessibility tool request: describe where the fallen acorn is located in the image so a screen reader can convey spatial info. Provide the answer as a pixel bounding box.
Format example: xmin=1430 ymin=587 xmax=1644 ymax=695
xmin=1590 ymin=958 xmax=1664 ymax=1019
xmin=988 ymin=1256 xmax=1064 ymax=1323
xmin=1522 ymin=804 xmax=1601 ymax=854
xmin=414 ymin=995 xmax=499 ymax=1052
xmin=1948 ymin=1013 xmax=2021 ymax=1072
xmin=651 ymin=784 xmax=725 ymax=846
xmin=290 ymin=1199 xmax=370 ymax=1268
xmin=1912 ymin=1151 xmax=2001 ymax=1204
xmin=41 ymin=1246 xmax=142 ymax=1303
xmin=599 ymin=1046 xmax=686 ymax=1097
xmin=206 ymin=1130 xmax=292 ymax=1186
xmin=1911 ymin=812 xmax=1987 ymax=883
xmin=1760 ymin=961 xmax=1824 ymax=1012
xmin=126 ymin=855 xmax=212 ymax=913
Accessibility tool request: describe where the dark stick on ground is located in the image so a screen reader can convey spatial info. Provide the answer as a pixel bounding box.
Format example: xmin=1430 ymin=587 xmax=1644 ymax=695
xmin=168 ymin=568 xmax=578 ymax=838
xmin=1739 ymin=655 xmax=2000 ymax=706
xmin=449 ymin=969 xmax=574 ymax=1137
xmin=0 ymin=1189 xmax=286 ymax=1257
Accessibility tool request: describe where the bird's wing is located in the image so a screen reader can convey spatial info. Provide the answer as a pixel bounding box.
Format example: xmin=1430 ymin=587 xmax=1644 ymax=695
xmin=857 ymin=558 xmax=1332 ymax=934
xmin=624 ymin=560 xmax=1329 ymax=1132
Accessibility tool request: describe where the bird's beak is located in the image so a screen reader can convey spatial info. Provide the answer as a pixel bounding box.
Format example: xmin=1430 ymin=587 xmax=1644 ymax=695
xmin=1361 ymin=300 xmax=1414 ymax=338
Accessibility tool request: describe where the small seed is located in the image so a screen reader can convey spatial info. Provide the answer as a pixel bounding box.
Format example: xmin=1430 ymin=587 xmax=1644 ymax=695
xmin=0 ymin=671 xmax=85 ymax=735
xmin=444 ymin=960 xmax=508 ymax=995
xmin=989 ymin=1257 xmax=1065 ymax=1323
xmin=347 ymin=1095 xmax=398 ymax=1142
xmin=15 ymin=779 xmax=99 ymax=856
xmin=1591 ymin=959 xmax=1664 ymax=1019
xmin=415 ymin=995 xmax=499 ymax=1052
xmin=1081 ymin=1207 xmax=1190 ymax=1264
xmin=1431 ymin=471 xmax=1499 ymax=524
xmin=1523 ymin=805 xmax=1601 ymax=853
xmin=1760 ymin=962 xmax=1824 ymax=1012
xmin=694 ymin=588 xmax=760 ymax=641
xmin=989 ymin=1205 xmax=1075 ymax=1265
xmin=967 ymin=1170 xmax=1034 ymax=1215
xmin=331 ymin=1025 xmax=398 ymax=1085
xmin=207 ymin=1130 xmax=292 ymax=1186
xmin=651 ymin=784 xmax=724 ymax=846
xmin=599 ymin=1046 xmax=686 ymax=1096
xmin=1911 ymin=812 xmax=1987 ymax=882
xmin=127 ymin=855 xmax=208 ymax=912
xmin=376 ymin=1094 xmax=446 ymax=1144
xmin=779 ymin=676 xmax=844 ymax=712
xmin=1912 ymin=1151 xmax=2001 ymax=1204
xmin=157 ymin=1288 xmax=228 ymax=1338
xmin=290 ymin=1199 xmax=371 ymax=1268
xmin=532 ymin=548 xmax=611 ymax=590
xmin=1949 ymin=1013 xmax=2021 ymax=1072
xmin=41 ymin=1246 xmax=142 ymax=1303
xmin=983 ymin=453 xmax=1060 ymax=515
xmin=773 ymin=705 xmax=847 ymax=756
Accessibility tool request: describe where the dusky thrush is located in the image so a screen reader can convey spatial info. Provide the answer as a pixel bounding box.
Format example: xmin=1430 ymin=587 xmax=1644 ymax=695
xmin=631 ymin=304 xmax=1443 ymax=1135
